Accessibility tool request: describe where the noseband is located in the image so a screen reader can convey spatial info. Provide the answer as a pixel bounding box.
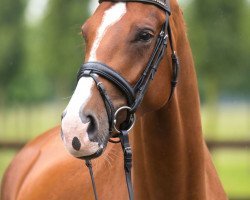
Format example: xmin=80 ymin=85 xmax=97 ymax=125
xmin=77 ymin=0 xmax=180 ymax=199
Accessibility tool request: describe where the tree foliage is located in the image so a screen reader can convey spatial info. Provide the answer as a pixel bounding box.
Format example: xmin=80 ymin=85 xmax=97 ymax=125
xmin=186 ymin=0 xmax=250 ymax=100
xmin=0 ymin=0 xmax=249 ymax=104
xmin=40 ymin=0 xmax=90 ymax=97
xmin=1 ymin=0 xmax=90 ymax=103
xmin=0 ymin=0 xmax=25 ymax=96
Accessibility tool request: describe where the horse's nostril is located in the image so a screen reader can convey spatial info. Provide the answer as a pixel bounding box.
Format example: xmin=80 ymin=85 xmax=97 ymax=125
xmin=87 ymin=115 xmax=98 ymax=142
xmin=72 ymin=137 xmax=81 ymax=151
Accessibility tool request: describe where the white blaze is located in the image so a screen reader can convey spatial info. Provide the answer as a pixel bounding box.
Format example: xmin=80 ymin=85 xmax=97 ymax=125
xmin=61 ymin=3 xmax=127 ymax=157
xmin=88 ymin=2 xmax=127 ymax=61
xmin=65 ymin=77 xmax=93 ymax=116
xmin=61 ymin=77 xmax=99 ymax=156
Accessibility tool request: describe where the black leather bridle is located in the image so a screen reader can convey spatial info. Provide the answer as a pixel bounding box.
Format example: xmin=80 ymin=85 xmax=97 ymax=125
xmin=77 ymin=0 xmax=180 ymax=199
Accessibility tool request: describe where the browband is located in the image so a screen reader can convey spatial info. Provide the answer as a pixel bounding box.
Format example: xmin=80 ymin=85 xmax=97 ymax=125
xmin=99 ymin=0 xmax=171 ymax=14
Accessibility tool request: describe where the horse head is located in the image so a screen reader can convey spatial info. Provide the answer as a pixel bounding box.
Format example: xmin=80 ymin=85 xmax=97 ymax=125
xmin=61 ymin=1 xmax=175 ymax=159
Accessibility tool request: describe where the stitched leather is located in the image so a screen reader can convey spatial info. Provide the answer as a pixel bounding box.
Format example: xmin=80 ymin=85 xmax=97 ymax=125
xmin=78 ymin=62 xmax=135 ymax=107
xmin=99 ymin=0 xmax=171 ymax=14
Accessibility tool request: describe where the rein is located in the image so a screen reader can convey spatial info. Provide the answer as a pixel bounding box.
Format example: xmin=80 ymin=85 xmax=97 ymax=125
xmin=76 ymin=0 xmax=180 ymax=199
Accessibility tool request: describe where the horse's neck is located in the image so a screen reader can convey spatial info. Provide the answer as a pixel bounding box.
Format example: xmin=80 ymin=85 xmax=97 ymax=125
xmin=131 ymin=5 xmax=227 ymax=199
xmin=132 ymin=98 xmax=208 ymax=199
xmin=131 ymin=71 xmax=227 ymax=199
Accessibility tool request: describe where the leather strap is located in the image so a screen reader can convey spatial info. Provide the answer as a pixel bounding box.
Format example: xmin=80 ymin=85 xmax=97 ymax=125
xmin=166 ymin=25 xmax=179 ymax=103
xmin=84 ymin=131 xmax=134 ymax=200
xmin=85 ymin=160 xmax=99 ymax=200
xmin=120 ymin=130 xmax=134 ymax=200
xmin=92 ymin=74 xmax=116 ymax=131
xmin=131 ymin=14 xmax=170 ymax=112
xmin=99 ymin=0 xmax=171 ymax=14
xmin=78 ymin=62 xmax=135 ymax=107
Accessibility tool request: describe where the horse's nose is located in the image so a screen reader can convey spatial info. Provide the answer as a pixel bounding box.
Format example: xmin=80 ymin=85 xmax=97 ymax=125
xmin=70 ymin=115 xmax=98 ymax=151
xmin=61 ymin=110 xmax=100 ymax=156
xmin=62 ymin=110 xmax=99 ymax=143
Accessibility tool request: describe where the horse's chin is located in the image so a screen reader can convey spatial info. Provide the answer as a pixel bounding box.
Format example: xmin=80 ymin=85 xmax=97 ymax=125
xmin=62 ymin=131 xmax=109 ymax=160
xmin=77 ymin=147 xmax=105 ymax=160
xmin=65 ymin=143 xmax=107 ymax=160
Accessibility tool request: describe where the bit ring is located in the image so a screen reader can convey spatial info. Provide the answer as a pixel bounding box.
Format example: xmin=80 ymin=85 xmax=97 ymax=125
xmin=113 ymin=106 xmax=136 ymax=134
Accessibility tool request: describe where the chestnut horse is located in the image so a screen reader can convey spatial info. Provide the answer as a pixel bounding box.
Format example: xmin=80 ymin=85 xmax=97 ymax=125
xmin=1 ymin=0 xmax=228 ymax=199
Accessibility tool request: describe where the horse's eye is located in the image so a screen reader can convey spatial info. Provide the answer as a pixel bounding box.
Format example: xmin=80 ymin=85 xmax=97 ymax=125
xmin=137 ymin=31 xmax=153 ymax=42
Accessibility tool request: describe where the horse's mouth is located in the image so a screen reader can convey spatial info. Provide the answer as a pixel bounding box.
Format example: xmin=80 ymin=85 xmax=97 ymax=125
xmin=61 ymin=128 xmax=109 ymax=160
xmin=78 ymin=146 xmax=104 ymax=160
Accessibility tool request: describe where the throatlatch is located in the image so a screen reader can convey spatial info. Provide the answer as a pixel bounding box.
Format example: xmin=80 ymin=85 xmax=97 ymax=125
xmin=78 ymin=0 xmax=180 ymax=199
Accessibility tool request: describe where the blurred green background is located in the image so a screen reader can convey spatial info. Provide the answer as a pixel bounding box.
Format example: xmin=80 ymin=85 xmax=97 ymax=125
xmin=0 ymin=0 xmax=249 ymax=199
